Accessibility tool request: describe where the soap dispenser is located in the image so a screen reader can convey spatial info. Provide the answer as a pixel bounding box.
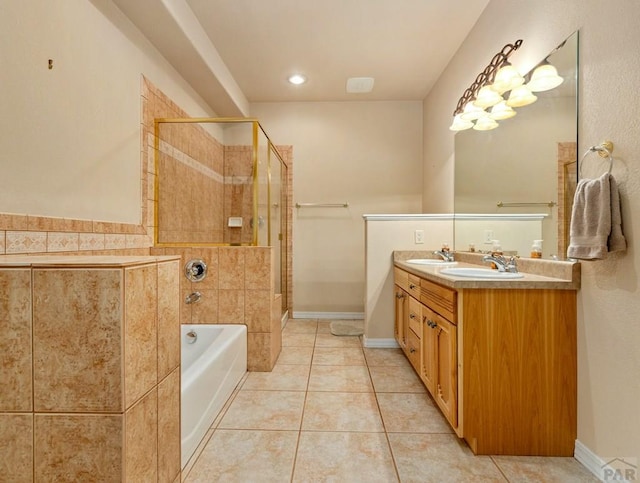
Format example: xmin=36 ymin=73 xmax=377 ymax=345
xmin=531 ymin=240 xmax=543 ymax=258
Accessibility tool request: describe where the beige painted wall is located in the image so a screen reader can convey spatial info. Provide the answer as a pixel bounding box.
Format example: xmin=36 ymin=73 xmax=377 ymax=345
xmin=251 ymin=101 xmax=423 ymax=314
xmin=0 ymin=0 xmax=216 ymax=224
xmin=423 ymin=0 xmax=640 ymax=465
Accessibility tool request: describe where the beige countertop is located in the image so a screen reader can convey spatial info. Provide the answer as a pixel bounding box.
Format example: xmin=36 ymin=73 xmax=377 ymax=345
xmin=394 ymin=251 xmax=580 ymax=290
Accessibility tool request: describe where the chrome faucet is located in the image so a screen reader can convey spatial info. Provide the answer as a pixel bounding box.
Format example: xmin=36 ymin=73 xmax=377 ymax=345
xmin=433 ymin=250 xmax=455 ymax=262
xmin=482 ymin=254 xmax=519 ymax=273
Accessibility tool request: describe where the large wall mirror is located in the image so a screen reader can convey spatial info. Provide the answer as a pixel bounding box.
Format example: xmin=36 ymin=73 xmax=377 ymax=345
xmin=454 ymin=31 xmax=578 ymax=259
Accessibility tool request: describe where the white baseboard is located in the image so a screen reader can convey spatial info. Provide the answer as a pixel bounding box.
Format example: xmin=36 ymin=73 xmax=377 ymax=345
xmin=575 ymin=439 xmax=638 ymax=481
xmin=575 ymin=440 xmax=606 ymax=481
xmin=362 ymin=337 xmax=399 ymax=348
xmin=292 ymin=311 xmax=364 ymax=320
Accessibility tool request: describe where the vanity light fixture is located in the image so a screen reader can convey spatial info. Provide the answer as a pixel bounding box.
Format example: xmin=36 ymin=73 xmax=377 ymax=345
xmin=288 ymin=74 xmax=307 ymax=85
xmin=491 ymin=62 xmax=525 ymax=93
xmin=489 ymin=101 xmax=517 ymax=120
xmin=473 ymin=85 xmax=503 ymax=108
xmin=450 ymin=39 xmax=523 ymax=131
xmin=473 ymin=117 xmax=499 ymax=131
xmin=459 ymin=100 xmax=487 ymax=121
xmin=506 ymin=84 xmax=537 ymax=107
xmin=527 ymin=60 xmax=564 ymax=92
xmin=449 ymin=114 xmax=475 ymax=131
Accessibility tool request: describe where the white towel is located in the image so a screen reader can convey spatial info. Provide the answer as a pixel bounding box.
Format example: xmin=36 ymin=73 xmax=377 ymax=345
xmin=567 ymin=172 xmax=626 ymax=259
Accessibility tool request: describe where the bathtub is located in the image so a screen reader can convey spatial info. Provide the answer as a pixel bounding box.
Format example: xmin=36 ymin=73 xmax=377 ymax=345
xmin=181 ymin=324 xmax=247 ymax=468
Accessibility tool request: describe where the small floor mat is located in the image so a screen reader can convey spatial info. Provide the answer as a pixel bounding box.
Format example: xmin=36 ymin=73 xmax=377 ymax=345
xmin=329 ymin=320 xmax=364 ymax=336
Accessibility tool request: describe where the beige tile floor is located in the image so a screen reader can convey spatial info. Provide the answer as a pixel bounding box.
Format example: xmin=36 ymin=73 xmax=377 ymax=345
xmin=182 ymin=319 xmax=598 ymax=482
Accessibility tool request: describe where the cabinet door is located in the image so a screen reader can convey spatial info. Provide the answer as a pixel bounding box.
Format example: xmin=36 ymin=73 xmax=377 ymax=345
xmin=434 ymin=317 xmax=457 ymax=427
xmin=420 ymin=305 xmax=437 ymax=395
xmin=394 ymin=285 xmax=408 ymax=350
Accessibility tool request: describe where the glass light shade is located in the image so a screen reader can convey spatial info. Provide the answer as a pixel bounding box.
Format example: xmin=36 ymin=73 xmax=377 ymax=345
xmin=491 ymin=64 xmax=525 ymax=93
xmin=506 ymin=85 xmax=537 ymax=107
xmin=459 ymin=101 xmax=487 ymax=121
xmin=527 ymin=63 xmax=564 ymax=92
xmin=449 ymin=114 xmax=474 ymax=131
xmin=473 ymin=86 xmax=503 ymax=108
xmin=473 ymin=117 xmax=499 ymax=131
xmin=489 ymin=101 xmax=517 ymax=120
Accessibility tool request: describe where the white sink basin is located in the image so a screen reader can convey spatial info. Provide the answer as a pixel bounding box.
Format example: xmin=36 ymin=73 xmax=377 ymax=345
xmin=439 ymin=267 xmax=524 ymax=279
xmin=405 ymin=259 xmax=458 ymax=266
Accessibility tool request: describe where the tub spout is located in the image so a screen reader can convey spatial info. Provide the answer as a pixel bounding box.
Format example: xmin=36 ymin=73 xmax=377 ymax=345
xmin=185 ymin=291 xmax=201 ymax=304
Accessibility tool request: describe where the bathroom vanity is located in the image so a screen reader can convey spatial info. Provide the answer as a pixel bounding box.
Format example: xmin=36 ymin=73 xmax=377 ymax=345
xmin=393 ymin=251 xmax=580 ymax=456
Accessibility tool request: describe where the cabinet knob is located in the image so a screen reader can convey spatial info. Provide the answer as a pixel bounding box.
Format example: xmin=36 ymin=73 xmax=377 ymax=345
xmin=396 ymin=292 xmax=404 ymax=299
xmin=410 ymin=313 xmax=416 ymax=319
xmin=428 ymin=320 xmax=437 ymax=328
xmin=409 ymin=283 xmax=416 ymax=289
xmin=410 ymin=348 xmax=416 ymax=353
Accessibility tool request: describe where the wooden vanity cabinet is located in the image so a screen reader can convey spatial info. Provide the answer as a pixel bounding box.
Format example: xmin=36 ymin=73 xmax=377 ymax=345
xmin=423 ymin=305 xmax=457 ymax=428
xmin=393 ymin=268 xmax=409 ymax=351
xmin=394 ymin=267 xmax=458 ymax=428
xmin=393 ymin=265 xmax=577 ymax=456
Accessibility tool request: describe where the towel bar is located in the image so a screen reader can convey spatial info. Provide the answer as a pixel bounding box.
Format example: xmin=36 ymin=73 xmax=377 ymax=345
xmin=295 ymin=202 xmax=349 ymax=208
xmin=497 ymin=201 xmax=556 ymax=208
xmin=579 ymin=141 xmax=614 ymax=179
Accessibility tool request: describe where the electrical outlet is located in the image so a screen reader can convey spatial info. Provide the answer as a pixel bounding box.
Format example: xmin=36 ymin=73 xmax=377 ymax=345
xmin=483 ymin=230 xmax=494 ymax=243
xmin=414 ymin=230 xmax=425 ymax=244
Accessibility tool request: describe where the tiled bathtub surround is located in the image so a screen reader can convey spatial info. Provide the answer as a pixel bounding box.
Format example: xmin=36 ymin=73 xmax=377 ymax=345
xmin=151 ymin=245 xmax=282 ymax=371
xmin=0 ymin=256 xmax=181 ymax=482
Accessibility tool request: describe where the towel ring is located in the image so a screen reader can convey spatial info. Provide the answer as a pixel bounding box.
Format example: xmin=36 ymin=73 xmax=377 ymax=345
xmin=579 ymin=142 xmax=614 ymax=179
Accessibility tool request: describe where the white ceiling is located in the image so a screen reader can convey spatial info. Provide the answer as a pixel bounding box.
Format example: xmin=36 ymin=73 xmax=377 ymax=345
xmin=114 ymin=0 xmax=490 ymax=113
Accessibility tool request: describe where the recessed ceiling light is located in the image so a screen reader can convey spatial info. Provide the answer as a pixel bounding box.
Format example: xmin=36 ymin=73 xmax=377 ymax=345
xmin=346 ymin=77 xmax=375 ymax=93
xmin=288 ymin=74 xmax=307 ymax=85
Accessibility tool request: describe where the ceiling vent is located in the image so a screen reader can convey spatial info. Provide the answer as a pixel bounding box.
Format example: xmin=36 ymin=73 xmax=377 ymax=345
xmin=346 ymin=77 xmax=375 ymax=93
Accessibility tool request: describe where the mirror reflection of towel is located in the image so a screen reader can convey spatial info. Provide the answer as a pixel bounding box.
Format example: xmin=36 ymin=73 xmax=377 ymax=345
xmin=567 ymin=172 xmax=626 ymax=260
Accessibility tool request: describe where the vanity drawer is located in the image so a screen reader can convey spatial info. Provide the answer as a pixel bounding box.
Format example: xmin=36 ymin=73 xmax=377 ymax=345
xmin=408 ymin=296 xmax=422 ymax=337
xmin=408 ymin=274 xmax=421 ymax=299
xmin=419 ymin=278 xmax=457 ymax=324
xmin=406 ymin=329 xmax=421 ymax=370
xmin=394 ymin=267 xmax=409 ymax=292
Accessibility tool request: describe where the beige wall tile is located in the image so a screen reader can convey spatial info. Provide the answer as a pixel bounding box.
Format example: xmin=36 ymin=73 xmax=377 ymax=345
xmin=124 ymin=265 xmax=158 ymax=408
xmin=0 ymin=231 xmax=4 ymax=253
xmin=6 ymin=231 xmax=47 ymax=254
xmin=79 ymin=233 xmax=106 ymax=251
xmin=0 ymin=213 xmax=28 ymax=230
xmin=247 ymin=333 xmax=272 ymax=372
xmin=0 ymin=413 xmax=33 ymax=482
xmin=245 ymin=247 xmax=273 ymax=290
xmin=244 ymin=289 xmax=271 ymax=332
xmin=219 ymin=247 xmax=245 ymax=289
xmin=105 ymin=233 xmax=127 ymax=250
xmin=158 ymin=369 xmax=180 ymax=483
xmin=0 ymin=269 xmax=32 ymax=411
xmin=33 ymin=269 xmax=123 ymax=412
xmin=157 ymin=261 xmax=180 ymax=379
xmin=270 ymin=327 xmax=282 ymax=369
xmin=35 ymin=414 xmax=123 ymax=482
xmin=47 ymin=232 xmax=80 ymax=252
xmin=125 ymin=388 xmax=158 ymax=483
xmin=191 ymin=289 xmax=219 ymax=325
xmin=180 ymin=288 xmax=193 ymax=325
xmin=218 ymin=289 xmax=244 ymax=323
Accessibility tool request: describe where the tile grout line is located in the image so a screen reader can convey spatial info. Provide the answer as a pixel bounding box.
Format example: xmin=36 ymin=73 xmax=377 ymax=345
xmin=363 ymin=340 xmax=403 ymax=483
xmin=287 ymin=321 xmax=318 ymax=482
